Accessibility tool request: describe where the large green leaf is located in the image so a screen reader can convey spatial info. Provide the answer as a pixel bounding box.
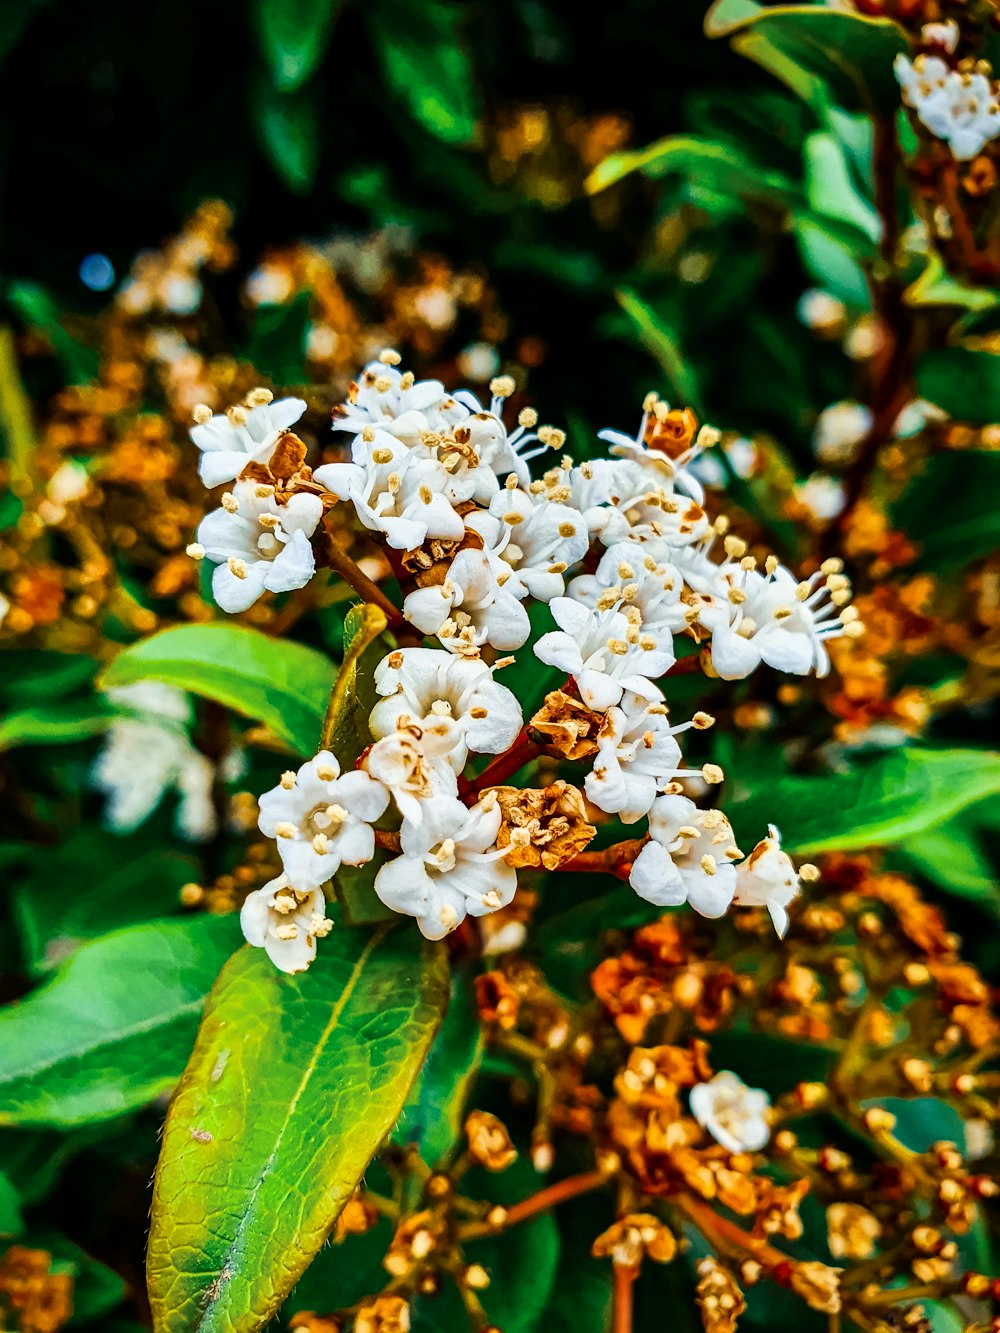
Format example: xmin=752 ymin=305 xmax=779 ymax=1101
xmin=324 ymin=603 xmax=397 ymax=925
xmin=395 ymin=967 xmax=483 ymax=1166
xmin=587 ymin=135 xmax=802 ymax=207
xmin=99 ymin=624 xmax=336 ymax=756
xmin=146 ymin=925 xmax=449 ymax=1333
xmin=253 ymin=0 xmax=342 ymax=91
xmin=367 ymin=0 xmax=480 ymax=146
xmin=705 ymin=1 xmax=908 ymax=115
xmin=0 ymin=698 xmax=114 ymax=751
xmin=728 ymin=747 xmax=1000 ymax=855
xmin=891 ymin=450 xmax=1000 ymax=570
xmin=915 ymin=347 xmax=1000 ymax=424
xmin=0 ymin=917 xmax=241 ymax=1128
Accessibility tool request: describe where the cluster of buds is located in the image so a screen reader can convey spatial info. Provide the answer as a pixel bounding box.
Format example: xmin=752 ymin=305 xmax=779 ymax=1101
xmin=185 ymin=354 xmax=861 ymax=969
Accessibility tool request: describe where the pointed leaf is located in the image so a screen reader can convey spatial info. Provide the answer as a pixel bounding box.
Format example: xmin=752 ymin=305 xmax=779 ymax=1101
xmin=0 ymin=917 xmax=241 ymax=1128
xmin=147 ymin=925 xmax=449 ymax=1333
xmin=99 ymin=624 xmax=336 ymax=756
xmin=253 ymin=0 xmax=342 ymax=91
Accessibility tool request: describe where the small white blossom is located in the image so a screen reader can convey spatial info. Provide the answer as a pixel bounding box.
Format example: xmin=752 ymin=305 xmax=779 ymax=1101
xmin=562 ymin=458 xmax=650 ymax=544
xmin=315 ymin=440 xmax=466 ymax=552
xmin=568 ymin=541 xmax=688 ymax=637
xmin=585 ymin=693 xmax=691 ymax=824
xmin=599 ymin=409 xmax=709 ymax=505
xmin=795 ymin=473 xmax=846 ymax=523
xmin=257 ymin=750 xmax=389 ymax=890
xmin=733 ymin=824 xmax=801 ymax=938
xmin=333 ymin=359 xmax=468 ymax=443
xmin=534 ymin=596 xmax=674 ymax=711
xmin=629 ymin=794 xmax=741 ymax=918
xmin=370 ymin=648 xmax=523 ymax=768
xmin=895 ymin=53 xmax=1000 ymax=160
xmin=921 ymin=20 xmax=960 ymax=54
xmin=690 ymin=1071 xmax=771 ymax=1154
xmin=813 ymin=400 xmax=873 ymax=465
xmin=364 ymin=725 xmax=460 ymax=824
xmin=472 ymin=484 xmax=589 ymax=602
xmin=703 ymin=562 xmax=859 ymax=680
xmin=190 ymin=392 xmax=307 ymax=488
xmin=195 ymin=482 xmax=323 ymax=613
xmin=93 ymin=683 xmax=216 ymax=841
xmin=796 ymin=288 xmax=846 ymax=333
xmin=374 ymin=793 xmax=516 ymax=939
xmin=240 ymin=874 xmax=333 ymax=974
xmin=402 ymin=545 xmax=530 ymax=654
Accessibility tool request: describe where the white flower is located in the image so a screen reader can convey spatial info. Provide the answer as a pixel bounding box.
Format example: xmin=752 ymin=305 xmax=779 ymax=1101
xmin=333 ymin=358 xmax=469 ymax=444
xmin=370 ymin=649 xmax=523 ymax=768
xmin=402 ymin=545 xmax=530 ymax=654
xmin=364 ymin=725 xmax=460 ymax=824
xmin=813 ymin=400 xmax=873 ymax=465
xmin=733 ymin=824 xmax=801 ymax=938
xmin=562 ymin=458 xmax=649 ymax=543
xmin=568 ymin=542 xmax=688 ymax=637
xmin=257 ymin=750 xmax=389 ymax=890
xmin=374 ymin=794 xmax=517 ymax=939
xmin=705 ymin=561 xmax=860 ymax=681
xmin=895 ymin=53 xmax=1000 ymax=160
xmin=690 ymin=1071 xmax=771 ymax=1154
xmin=534 ymin=597 xmax=674 ymax=711
xmin=93 ymin=683 xmax=216 ymax=841
xmin=794 ymin=473 xmax=846 ymax=522
xmin=472 ymin=484 xmax=589 ymax=602
xmin=629 ymin=794 xmax=741 ymax=918
xmin=195 ymin=482 xmax=323 ymax=613
xmin=240 ymin=874 xmax=333 ymax=974
xmin=314 ymin=445 xmax=465 ymax=551
xmin=921 ymin=20 xmax=960 ymax=54
xmin=796 ymin=288 xmax=846 ymax=333
xmin=584 ymin=693 xmax=685 ymax=824
xmin=190 ymin=392 xmax=307 ymax=488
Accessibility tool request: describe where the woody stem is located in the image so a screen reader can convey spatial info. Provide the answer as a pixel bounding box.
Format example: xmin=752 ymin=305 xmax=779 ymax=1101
xmin=558 ymin=837 xmax=649 ymax=880
xmin=317 ymin=528 xmax=405 ymax=627
xmin=457 ymin=1169 xmax=608 ymax=1241
xmin=673 ymin=1194 xmax=789 ymax=1271
xmin=461 ymin=727 xmax=542 ymax=799
xmin=612 ymin=1264 xmax=636 ymax=1333
xmin=374 ymin=828 xmax=402 ymax=852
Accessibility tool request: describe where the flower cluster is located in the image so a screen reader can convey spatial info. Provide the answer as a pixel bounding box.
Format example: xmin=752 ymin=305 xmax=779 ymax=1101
xmin=895 ymin=46 xmax=1000 ymax=161
xmin=184 ymin=354 xmax=862 ymax=971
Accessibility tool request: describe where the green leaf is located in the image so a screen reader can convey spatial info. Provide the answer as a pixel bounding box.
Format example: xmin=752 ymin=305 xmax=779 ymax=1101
xmin=892 ymin=802 xmax=1000 ymax=918
xmin=146 ymin=925 xmax=449 ymax=1333
xmin=4 ymin=283 xmax=98 ymax=384
xmin=0 ymin=698 xmax=114 ymax=751
xmin=324 ymin=603 xmax=397 ymax=926
xmin=892 ymin=450 xmax=1000 ymax=570
xmin=12 ymin=832 xmax=199 ymax=974
xmin=793 ymin=214 xmax=871 ymax=309
xmin=395 ymin=967 xmax=483 ymax=1165
xmin=616 ymin=289 xmax=702 ymax=413
xmin=0 ymin=917 xmax=241 ymax=1128
xmin=99 ymin=624 xmax=336 ymax=756
xmin=915 ymin=347 xmax=1000 ymax=423
xmin=706 ymin=2 xmax=909 ymax=115
xmin=804 ymin=131 xmax=880 ymax=247
xmin=728 ymin=747 xmax=1000 ymax=856
xmin=0 ymin=1170 xmax=23 ymax=1236
xmin=244 ymin=290 xmax=312 ymax=384
xmin=905 ymin=254 xmax=1000 ymax=314
xmin=468 ymin=1210 xmax=560 ymax=1332
xmin=367 ymin=0 xmax=480 ymax=146
xmin=587 ymin=135 xmax=802 ymax=208
xmin=253 ymin=0 xmax=342 ymax=91
xmin=252 ymin=80 xmax=321 ymax=194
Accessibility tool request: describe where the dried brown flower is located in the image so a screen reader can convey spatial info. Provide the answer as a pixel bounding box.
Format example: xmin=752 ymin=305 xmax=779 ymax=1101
xmin=492 ymin=780 xmax=596 ymax=870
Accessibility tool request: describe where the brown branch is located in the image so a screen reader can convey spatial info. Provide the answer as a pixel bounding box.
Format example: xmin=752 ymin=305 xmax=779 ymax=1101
xmin=458 ymin=1169 xmax=608 ymax=1241
xmin=673 ymin=1194 xmax=789 ymax=1271
xmin=461 ymin=727 xmax=542 ymax=800
xmin=613 ymin=1264 xmax=637 ymax=1333
xmin=316 ymin=527 xmax=404 ymax=627
xmin=558 ymin=836 xmax=649 ymax=880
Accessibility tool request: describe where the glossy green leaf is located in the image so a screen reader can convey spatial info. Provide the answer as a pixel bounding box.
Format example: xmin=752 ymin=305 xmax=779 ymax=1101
xmin=905 ymin=254 xmax=1000 ymax=313
xmin=0 ymin=1171 xmax=23 ymax=1236
xmin=587 ymin=135 xmax=801 ymax=207
xmin=728 ymin=747 xmax=1000 ymax=856
xmin=324 ymin=603 xmax=397 ymax=925
xmin=706 ymin=1 xmax=908 ymax=114
xmin=99 ymin=624 xmax=336 ymax=756
xmin=892 ymin=451 xmax=1000 ymax=570
xmin=916 ymin=346 xmax=1000 ymax=424
xmin=793 ymin=214 xmax=871 ymax=308
xmin=804 ymin=131 xmax=880 ymax=246
xmin=616 ymin=289 xmax=702 ymax=413
xmin=395 ymin=967 xmax=483 ymax=1165
xmin=5 ymin=282 xmax=97 ymax=383
xmin=253 ymin=80 xmax=321 ymax=194
xmin=146 ymin=925 xmax=449 ymax=1333
xmin=367 ymin=0 xmax=480 ymax=145
xmin=0 ymin=698 xmax=114 ymax=751
xmin=0 ymin=917 xmax=241 ymax=1128
xmin=253 ymin=0 xmax=342 ymax=91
